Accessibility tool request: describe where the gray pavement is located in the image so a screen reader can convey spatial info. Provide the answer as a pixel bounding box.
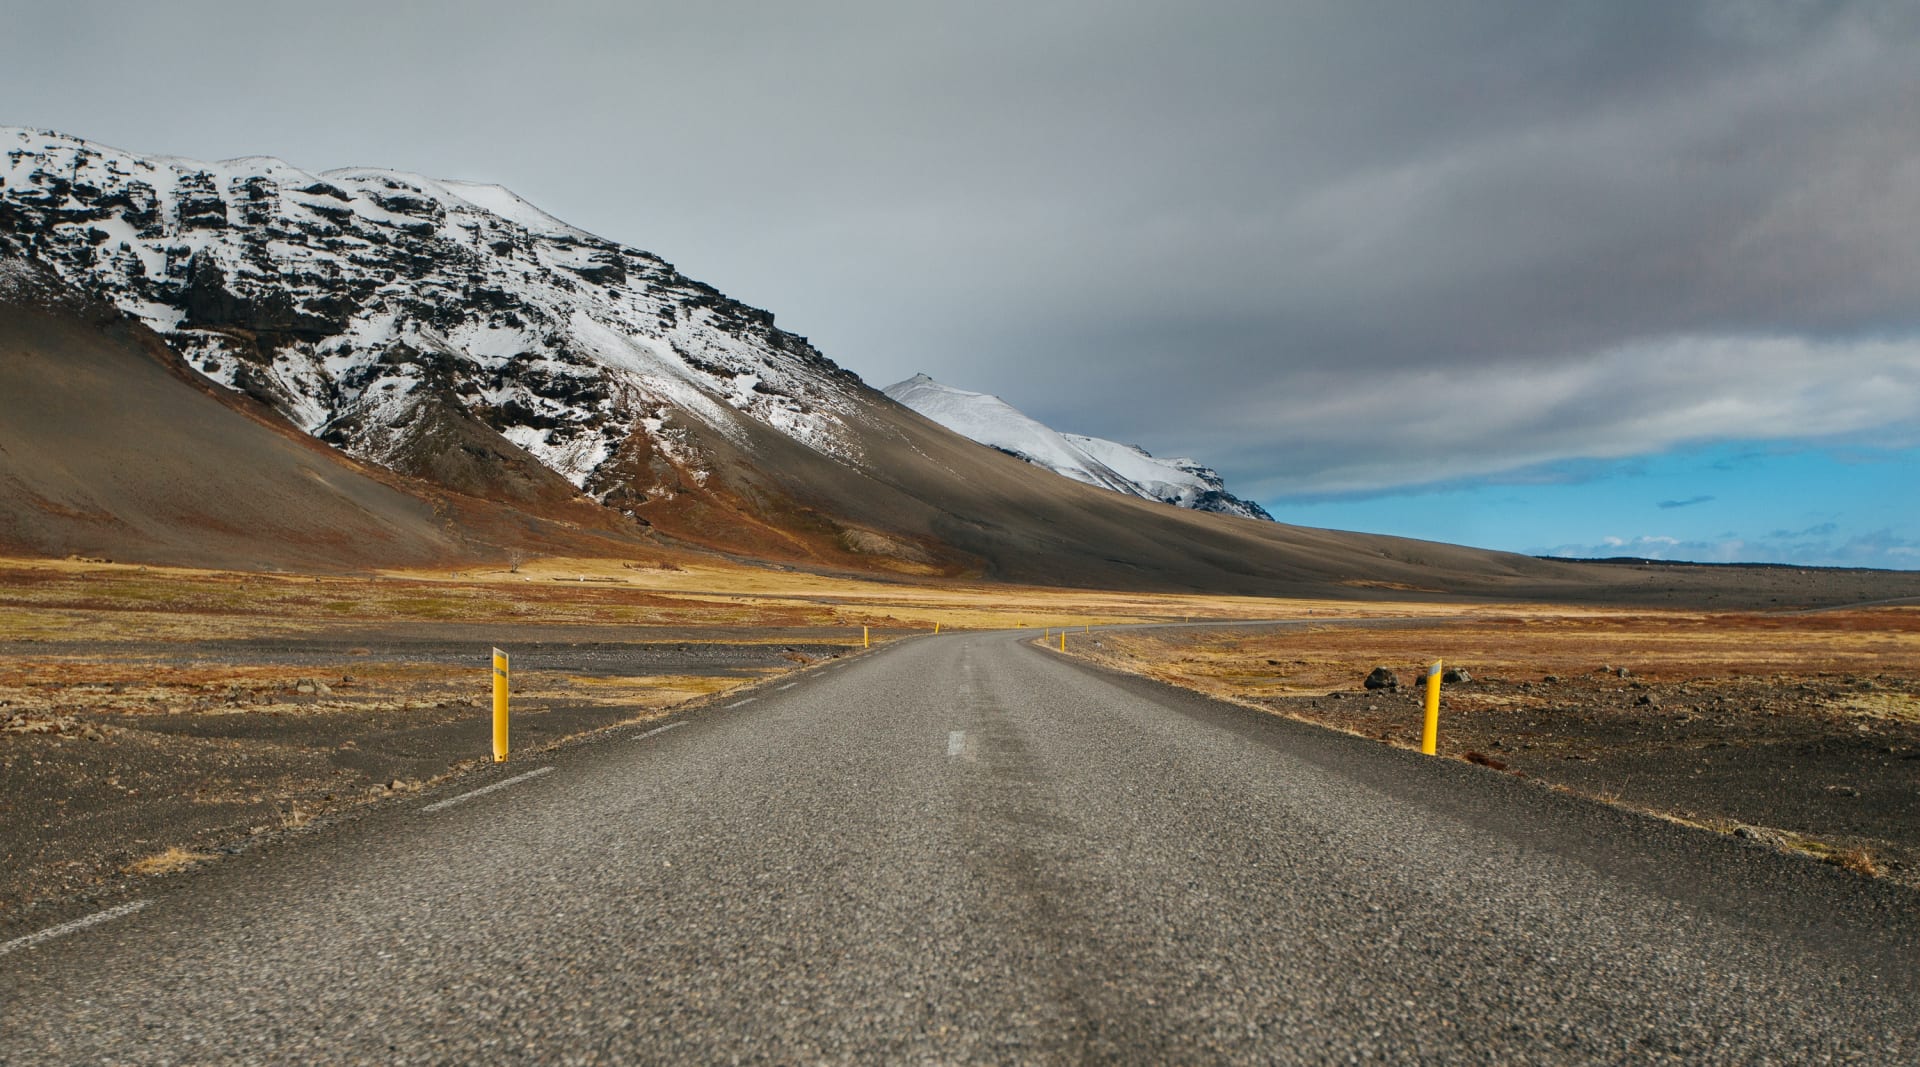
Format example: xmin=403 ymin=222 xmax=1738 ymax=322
xmin=2 ymin=631 xmax=1916 ymax=1063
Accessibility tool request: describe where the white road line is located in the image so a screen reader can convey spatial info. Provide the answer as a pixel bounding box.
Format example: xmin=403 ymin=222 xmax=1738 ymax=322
xmin=947 ymin=730 xmax=965 ymax=758
xmin=421 ymin=766 xmax=554 ymax=813
xmin=778 ymin=683 xmax=798 ymax=690
xmin=726 ymin=698 xmax=754 ymax=708
xmin=634 ymin=722 xmax=685 ymax=741
xmin=0 ymin=900 xmax=148 ymax=958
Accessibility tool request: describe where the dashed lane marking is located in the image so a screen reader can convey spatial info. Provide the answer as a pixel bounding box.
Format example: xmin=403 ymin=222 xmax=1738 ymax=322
xmin=0 ymin=900 xmax=149 ymax=958
xmin=778 ymin=683 xmax=798 ymax=690
xmin=634 ymin=722 xmax=685 ymax=741
xmin=726 ymin=698 xmax=754 ymax=708
xmin=948 ymin=730 xmax=966 ymax=758
xmin=421 ymin=766 xmax=555 ymax=813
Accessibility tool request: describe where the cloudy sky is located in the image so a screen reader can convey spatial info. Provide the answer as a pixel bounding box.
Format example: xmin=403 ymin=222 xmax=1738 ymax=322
xmin=6 ymin=0 xmax=1918 ymax=567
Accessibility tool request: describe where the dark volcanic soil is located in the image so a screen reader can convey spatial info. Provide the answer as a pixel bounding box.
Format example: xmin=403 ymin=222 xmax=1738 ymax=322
xmin=0 ymin=635 xmax=856 ymax=930
xmin=1266 ymin=672 xmax=1920 ymax=880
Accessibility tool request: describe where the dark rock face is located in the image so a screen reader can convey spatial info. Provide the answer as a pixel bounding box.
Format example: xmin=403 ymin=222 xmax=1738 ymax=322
xmin=1 ymin=127 xmax=866 ymax=508
xmin=1188 ymin=487 xmax=1273 ymax=521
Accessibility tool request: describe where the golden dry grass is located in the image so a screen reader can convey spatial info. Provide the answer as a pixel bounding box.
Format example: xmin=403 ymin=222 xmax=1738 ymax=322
xmin=125 ymin=847 xmax=213 ymax=876
xmin=1071 ymin=607 xmax=1920 ymax=705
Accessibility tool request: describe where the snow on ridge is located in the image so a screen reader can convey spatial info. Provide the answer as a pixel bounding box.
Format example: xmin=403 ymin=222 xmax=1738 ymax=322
xmin=884 ymin=373 xmax=1272 ymax=521
xmin=440 ymin=179 xmax=593 ymax=239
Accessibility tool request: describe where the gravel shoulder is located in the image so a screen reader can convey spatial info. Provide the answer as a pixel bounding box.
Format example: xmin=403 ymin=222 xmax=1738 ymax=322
xmin=1059 ymin=608 xmax=1920 ymax=888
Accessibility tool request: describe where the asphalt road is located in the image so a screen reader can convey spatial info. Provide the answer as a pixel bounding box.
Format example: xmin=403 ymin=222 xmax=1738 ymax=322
xmin=3 ymin=631 xmax=1916 ymax=1063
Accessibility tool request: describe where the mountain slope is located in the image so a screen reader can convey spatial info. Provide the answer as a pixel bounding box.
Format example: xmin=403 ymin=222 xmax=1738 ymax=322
xmin=883 ymin=374 xmax=1271 ymax=520
xmin=0 ymin=257 xmax=643 ymax=570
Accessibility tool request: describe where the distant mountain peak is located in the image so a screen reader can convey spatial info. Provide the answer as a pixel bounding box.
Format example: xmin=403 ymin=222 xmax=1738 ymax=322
xmin=883 ymin=374 xmax=1271 ymax=521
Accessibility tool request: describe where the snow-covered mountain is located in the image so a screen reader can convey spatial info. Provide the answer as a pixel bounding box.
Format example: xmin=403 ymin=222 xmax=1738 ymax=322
xmin=0 ymin=126 xmax=865 ymax=516
xmin=0 ymin=126 xmax=1377 ymax=586
xmin=883 ymin=374 xmax=1271 ymax=521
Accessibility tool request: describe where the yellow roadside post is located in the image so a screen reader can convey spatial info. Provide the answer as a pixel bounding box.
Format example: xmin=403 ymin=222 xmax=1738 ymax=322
xmin=1059 ymin=630 xmax=1066 ymax=652
xmin=1421 ymin=660 xmax=1442 ymax=755
xmin=934 ymin=621 xmax=941 ymax=635
xmin=863 ymin=625 xmax=870 ymax=648
xmin=492 ymin=647 xmax=510 ymax=763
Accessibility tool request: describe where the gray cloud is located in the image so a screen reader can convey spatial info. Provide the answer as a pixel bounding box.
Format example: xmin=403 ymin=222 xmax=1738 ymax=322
xmin=1658 ymin=496 xmax=1715 ymax=510
xmin=3 ymin=1 xmax=1919 ymax=496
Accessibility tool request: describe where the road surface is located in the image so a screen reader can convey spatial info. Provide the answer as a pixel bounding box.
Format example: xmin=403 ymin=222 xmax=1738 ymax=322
xmin=3 ymin=631 xmax=1916 ymax=1063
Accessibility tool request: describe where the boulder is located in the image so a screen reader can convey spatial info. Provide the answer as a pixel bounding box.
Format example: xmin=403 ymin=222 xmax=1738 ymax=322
xmin=1363 ymin=667 xmax=1399 ymax=690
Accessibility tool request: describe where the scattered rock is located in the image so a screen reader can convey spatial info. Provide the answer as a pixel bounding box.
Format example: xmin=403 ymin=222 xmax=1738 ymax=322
xmin=1363 ymin=667 xmax=1399 ymax=690
xmin=1442 ymin=667 xmax=1471 ymax=684
xmin=1634 ymin=694 xmax=1658 ymax=707
xmin=1542 ymin=675 xmax=1561 ymax=684
xmin=1464 ymin=751 xmax=1508 ymax=771
xmin=1733 ymin=825 xmax=1786 ymax=847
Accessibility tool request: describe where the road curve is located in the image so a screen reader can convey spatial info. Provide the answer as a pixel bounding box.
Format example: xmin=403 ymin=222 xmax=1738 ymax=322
xmin=2 ymin=631 xmax=1916 ymax=1063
